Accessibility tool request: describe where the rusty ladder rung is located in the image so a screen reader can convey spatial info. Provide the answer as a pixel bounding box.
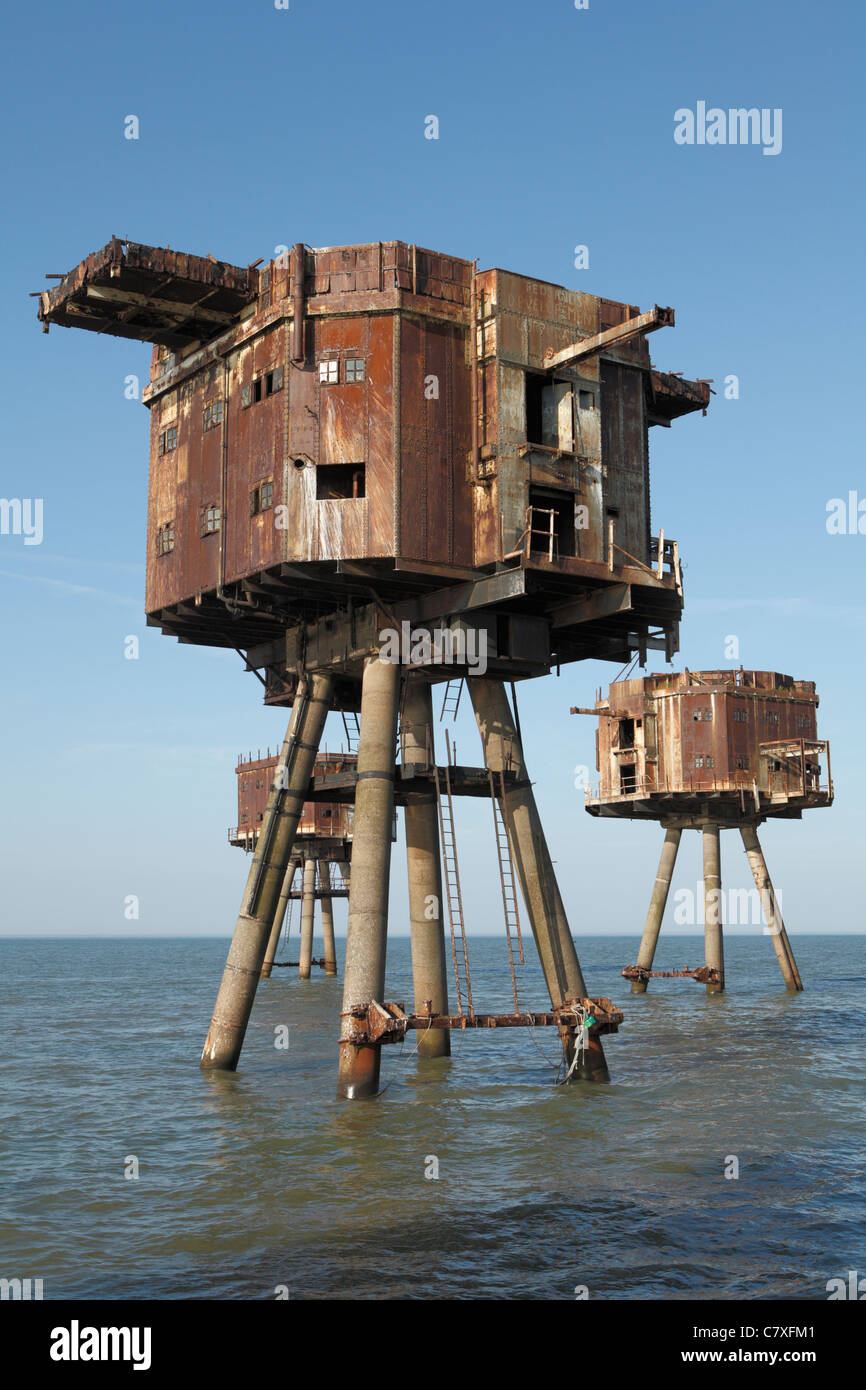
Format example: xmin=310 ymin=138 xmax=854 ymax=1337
xmin=434 ymin=730 xmax=473 ymax=1018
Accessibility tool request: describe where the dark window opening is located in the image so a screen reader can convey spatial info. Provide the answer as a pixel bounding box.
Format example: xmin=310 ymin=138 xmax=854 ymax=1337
xmin=579 ymin=389 xmax=595 ymax=411
xmin=264 ymin=366 xmax=284 ymax=397
xmin=618 ymin=718 xmax=635 ymax=749
xmin=620 ymin=765 xmax=637 ymax=794
xmin=527 ymin=485 xmax=575 ymax=557
xmin=525 ymin=372 xmax=547 ymax=445
xmin=316 ymin=464 xmax=365 ymax=500
xmin=251 ymin=378 xmax=263 ymax=405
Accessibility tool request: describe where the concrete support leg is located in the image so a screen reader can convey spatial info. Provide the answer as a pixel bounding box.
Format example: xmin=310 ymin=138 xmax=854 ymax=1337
xmin=632 ymin=827 xmax=682 ymax=993
xmin=740 ymin=825 xmax=803 ymax=991
xmin=702 ymin=823 xmax=724 ymax=995
xmin=200 ymin=672 xmax=334 ymax=1070
xmin=402 ymin=679 xmax=450 ymax=1058
xmin=298 ymin=858 xmax=316 ymax=980
xmin=261 ymin=863 xmax=296 ymax=979
xmin=468 ymin=677 xmax=609 ymax=1082
xmin=337 ymin=656 xmax=401 ymax=1099
xmin=319 ymin=861 xmax=338 ymax=977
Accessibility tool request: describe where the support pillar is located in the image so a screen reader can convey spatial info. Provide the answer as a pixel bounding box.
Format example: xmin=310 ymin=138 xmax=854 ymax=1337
xmin=319 ymin=861 xmax=338 ymax=976
xmin=740 ymin=825 xmax=803 ymax=991
xmin=402 ymin=679 xmax=450 ymax=1058
xmin=468 ymin=677 xmax=609 ymax=1081
xmin=261 ymin=863 xmax=296 ymax=979
xmin=702 ymin=823 xmax=724 ymax=994
xmin=298 ymin=858 xmax=316 ymax=979
xmin=632 ymin=827 xmax=682 ymax=993
xmin=200 ymin=671 xmax=334 ymax=1070
xmin=337 ymin=656 xmax=401 ymax=1098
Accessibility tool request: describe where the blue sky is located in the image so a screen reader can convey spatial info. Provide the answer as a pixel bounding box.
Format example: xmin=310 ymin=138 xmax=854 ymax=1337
xmin=1 ymin=0 xmax=863 ymax=939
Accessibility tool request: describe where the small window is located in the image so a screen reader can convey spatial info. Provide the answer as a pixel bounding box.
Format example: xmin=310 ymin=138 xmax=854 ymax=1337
xmin=318 ymin=359 xmax=339 ymax=384
xmin=260 ymin=480 xmax=273 ymax=510
xmin=316 ymin=464 xmax=365 ymax=499
xmin=767 ymin=710 xmax=780 ymax=724
xmin=240 ymin=811 xmax=248 ymax=824
xmin=201 ymin=505 xmax=221 ymax=536
xmin=203 ymin=398 xmax=224 ymax=432
xmin=321 ymin=808 xmax=332 ymax=818
xmin=733 ymin=707 xmax=747 ymax=723
xmin=241 ymin=385 xmax=252 ymax=409
xmin=264 ymin=366 xmax=284 ymax=396
xmin=155 ymin=521 xmax=175 ymax=556
xmin=706 ymin=756 xmax=715 ymax=768
xmin=158 ymin=424 xmax=178 ymax=455
xmin=796 ymin=715 xmax=809 ymax=729
xmin=693 ymin=709 xmax=712 ymax=722
xmin=735 ymin=756 xmax=750 ymax=770
xmin=345 ymin=358 xmax=365 ymax=383
xmin=250 ymin=486 xmax=260 ymax=517
xmin=578 ymin=389 xmax=595 ymax=410
xmin=251 ymin=378 xmax=263 ymax=405
xmin=695 ymin=756 xmax=704 ymax=768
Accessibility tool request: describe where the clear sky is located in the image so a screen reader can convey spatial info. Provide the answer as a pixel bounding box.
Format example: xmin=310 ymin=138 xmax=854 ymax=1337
xmin=1 ymin=0 xmax=863 ymax=938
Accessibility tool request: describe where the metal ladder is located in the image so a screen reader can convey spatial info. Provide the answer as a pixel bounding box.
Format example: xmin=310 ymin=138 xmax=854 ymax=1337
xmin=488 ymin=769 xmax=524 ymax=1010
xmin=282 ymin=865 xmax=298 ymax=947
xmin=434 ymin=730 xmax=473 ymax=1018
xmin=341 ymin=710 xmax=361 ymax=753
xmin=439 ymin=678 xmax=464 ymax=722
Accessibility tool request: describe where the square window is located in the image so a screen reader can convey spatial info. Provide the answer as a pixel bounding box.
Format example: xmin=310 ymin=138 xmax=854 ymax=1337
xmin=158 ymin=424 xmax=178 ymax=455
xmin=345 ymin=358 xmax=365 ymax=383
xmin=203 ymin=399 xmax=224 ymax=432
xmin=706 ymin=756 xmax=715 ymax=768
xmin=155 ymin=521 xmax=175 ymax=556
xmin=264 ymin=366 xmax=284 ymax=397
xmin=318 ymin=359 xmax=339 ymax=384
xmin=695 ymin=756 xmax=704 ymax=768
xmin=578 ymin=389 xmax=595 ymax=410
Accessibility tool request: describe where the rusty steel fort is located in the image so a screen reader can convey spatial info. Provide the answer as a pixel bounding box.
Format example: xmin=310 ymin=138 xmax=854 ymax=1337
xmin=38 ymin=235 xmax=714 ymax=1098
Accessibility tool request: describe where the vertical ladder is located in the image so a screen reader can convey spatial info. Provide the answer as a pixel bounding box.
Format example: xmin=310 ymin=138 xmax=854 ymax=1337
xmin=282 ymin=864 xmax=298 ymax=947
xmin=439 ymin=678 xmax=464 ymax=722
xmin=488 ymin=769 xmax=525 ymax=1012
xmin=434 ymin=730 xmax=474 ymax=1018
xmin=341 ymin=710 xmax=361 ymax=754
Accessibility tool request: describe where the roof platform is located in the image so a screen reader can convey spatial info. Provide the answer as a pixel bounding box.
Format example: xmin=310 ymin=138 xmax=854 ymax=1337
xmin=37 ymin=238 xmax=256 ymax=350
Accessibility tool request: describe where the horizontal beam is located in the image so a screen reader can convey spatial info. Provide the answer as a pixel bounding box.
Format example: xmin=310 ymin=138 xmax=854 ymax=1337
xmin=549 ymin=583 xmax=632 ymax=631
xmin=394 ymin=566 xmax=527 ymax=624
xmin=543 ymin=305 xmax=675 ymax=371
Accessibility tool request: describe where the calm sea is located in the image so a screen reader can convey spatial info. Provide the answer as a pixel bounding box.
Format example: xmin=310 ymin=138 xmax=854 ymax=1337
xmin=1 ymin=934 xmax=863 ymax=1300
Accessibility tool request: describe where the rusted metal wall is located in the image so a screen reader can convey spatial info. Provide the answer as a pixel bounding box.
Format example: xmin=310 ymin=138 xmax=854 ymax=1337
xmin=596 ymin=671 xmax=822 ymax=803
xmin=233 ymin=752 xmax=356 ymax=841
